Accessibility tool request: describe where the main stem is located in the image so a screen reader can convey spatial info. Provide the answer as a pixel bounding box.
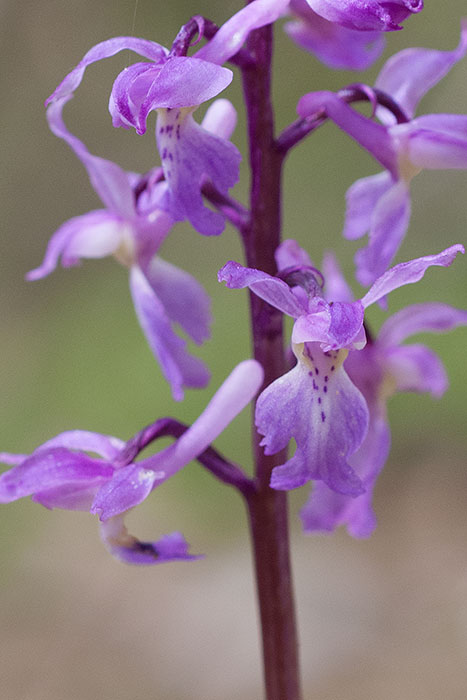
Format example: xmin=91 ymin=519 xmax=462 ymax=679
xmin=241 ymin=20 xmax=302 ymax=700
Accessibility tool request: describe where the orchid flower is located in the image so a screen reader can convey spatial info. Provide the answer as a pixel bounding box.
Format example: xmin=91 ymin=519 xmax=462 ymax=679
xmin=297 ymin=22 xmax=467 ymax=284
xmin=45 ymin=0 xmax=289 ymax=236
xmin=301 ymin=252 xmax=467 ymax=537
xmin=0 ymin=360 xmax=263 ymax=564
xmin=219 ymin=239 xmax=464 ymax=497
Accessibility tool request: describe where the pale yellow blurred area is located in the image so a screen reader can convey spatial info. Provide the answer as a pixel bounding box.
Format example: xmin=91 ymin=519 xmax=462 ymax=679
xmin=1 ymin=1 xmax=467 ymax=698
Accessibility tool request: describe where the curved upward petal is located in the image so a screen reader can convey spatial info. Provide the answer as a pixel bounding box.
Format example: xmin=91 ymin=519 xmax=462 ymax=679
xmin=196 ymin=0 xmax=290 ymax=65
xmin=45 ymin=37 xmax=167 ymax=107
xmin=376 ymin=20 xmax=467 ymax=124
xmin=218 ymin=261 xmax=307 ymax=318
xmin=361 ymin=245 xmax=465 ymax=309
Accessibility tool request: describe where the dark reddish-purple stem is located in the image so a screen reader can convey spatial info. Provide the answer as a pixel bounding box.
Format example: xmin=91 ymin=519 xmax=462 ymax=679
xmin=240 ymin=15 xmax=302 ymax=700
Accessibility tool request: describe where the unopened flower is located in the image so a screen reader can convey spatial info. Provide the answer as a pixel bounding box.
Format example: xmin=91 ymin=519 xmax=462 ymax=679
xmin=0 ymin=360 xmax=263 ymax=564
xmin=219 ymin=239 xmax=464 ymax=497
xmin=297 ymin=22 xmax=467 ymax=284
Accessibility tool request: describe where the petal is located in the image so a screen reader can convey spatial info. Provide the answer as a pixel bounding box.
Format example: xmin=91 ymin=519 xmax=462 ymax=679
xmin=361 ymin=244 xmax=465 ymax=308
xmin=354 ymin=180 xmax=411 ymax=286
xmin=196 ymin=0 xmax=290 ymax=65
xmin=258 ymin=344 xmax=368 ymax=495
xmin=109 ymin=62 xmax=161 ymax=130
xmin=0 ymin=453 xmax=30 ymax=465
xmin=39 ymin=430 xmax=124 ymax=460
xmin=26 ymin=211 xmax=127 ymax=281
xmin=301 ymin=412 xmax=390 ymax=537
xmin=138 ymin=57 xmax=232 ymax=130
xmin=304 ymin=0 xmax=422 ymax=32
xmin=0 ymin=448 xmax=113 ymax=504
xmin=275 ymin=239 xmax=314 ymax=270
xmin=45 ymin=37 xmax=167 ymax=106
xmin=321 ymin=252 xmax=354 ymax=303
xmin=47 ymin=98 xmax=136 ymax=217
xmin=376 ymin=20 xmax=467 ymax=123
xmin=201 ymin=99 xmax=238 ymax=140
xmin=91 ymin=463 xmax=158 ymax=518
xmin=285 ymin=1 xmax=385 ymax=70
xmin=342 ymin=171 xmax=393 ymax=241
xmin=297 ymin=91 xmax=397 ymax=175
xmin=403 ymin=116 xmax=467 ymax=170
xmin=218 ymin=261 xmax=307 ymax=318
xmin=100 ymin=515 xmax=201 ymax=565
xmin=292 ymin=300 xmax=365 ymax=349
xmin=129 ymin=266 xmax=210 ymax=401
xmin=383 ymin=344 xmax=448 ymax=397
xmin=143 ymin=257 xmax=212 ymax=344
xmin=92 ymin=359 xmax=264 ymax=519
xmin=378 ymin=302 xmax=467 ymax=346
xmin=156 ymin=109 xmax=241 ymax=236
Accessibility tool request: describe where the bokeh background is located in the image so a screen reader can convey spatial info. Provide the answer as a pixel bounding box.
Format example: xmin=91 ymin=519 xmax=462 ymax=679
xmin=1 ymin=1 xmax=467 ymax=698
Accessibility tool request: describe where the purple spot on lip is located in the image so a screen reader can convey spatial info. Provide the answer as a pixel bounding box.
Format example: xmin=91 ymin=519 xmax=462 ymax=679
xmin=323 ymin=386 xmax=328 ymax=394
xmin=321 ymin=411 xmax=326 ymax=423
xmin=330 ymin=365 xmax=335 ymax=372
xmin=324 ymin=375 xmax=328 ymax=382
xmin=312 ymin=380 xmax=318 ymax=390
xmin=318 ymin=397 xmax=322 ymax=404
xmin=315 ymin=368 xmax=319 ymax=376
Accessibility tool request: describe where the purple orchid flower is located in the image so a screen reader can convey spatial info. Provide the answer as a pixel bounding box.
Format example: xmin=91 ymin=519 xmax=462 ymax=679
xmin=302 ymin=0 xmax=423 ymax=32
xmin=301 ymin=252 xmax=467 ymax=537
xmin=45 ymin=0 xmax=289 ymax=236
xmin=297 ymin=22 xmax=467 ymax=285
xmin=219 ymin=239 xmax=464 ymax=497
xmin=285 ymin=0 xmax=385 ymax=70
xmin=0 ymin=360 xmax=263 ymax=565
xmin=29 ymin=94 xmax=239 ymax=400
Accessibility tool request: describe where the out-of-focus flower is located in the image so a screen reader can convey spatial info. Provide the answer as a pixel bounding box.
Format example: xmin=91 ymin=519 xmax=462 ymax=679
xmin=301 ymin=253 xmax=467 ymax=537
xmin=219 ymin=239 xmax=464 ymax=497
xmin=303 ymin=0 xmax=423 ymax=32
xmin=30 ymin=96 xmax=239 ymax=400
xmin=285 ymin=0 xmax=385 ymax=70
xmin=297 ymin=22 xmax=467 ymax=284
xmin=0 ymin=360 xmax=263 ymax=564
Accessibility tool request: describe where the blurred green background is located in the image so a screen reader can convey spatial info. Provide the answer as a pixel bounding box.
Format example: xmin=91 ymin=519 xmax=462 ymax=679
xmin=1 ymin=1 xmax=467 ymax=698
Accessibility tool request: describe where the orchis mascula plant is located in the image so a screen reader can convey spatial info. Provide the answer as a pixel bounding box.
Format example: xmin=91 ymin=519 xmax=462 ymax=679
xmin=2 ymin=2 xmax=467 ymax=699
